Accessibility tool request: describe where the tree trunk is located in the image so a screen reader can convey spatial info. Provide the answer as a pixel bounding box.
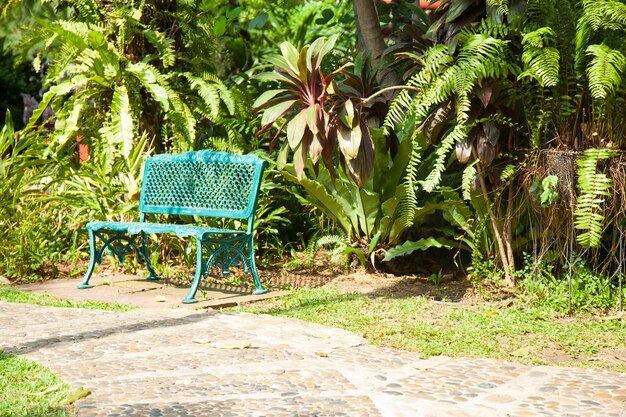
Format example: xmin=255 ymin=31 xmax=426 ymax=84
xmin=353 ymin=0 xmax=386 ymax=64
xmin=352 ymin=0 xmax=401 ymax=87
xmin=477 ymin=162 xmax=515 ymax=287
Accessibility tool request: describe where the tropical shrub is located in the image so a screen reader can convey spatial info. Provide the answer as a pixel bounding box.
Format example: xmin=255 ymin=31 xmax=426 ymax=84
xmin=0 ymin=113 xmax=77 ymax=279
xmin=13 ymin=0 xmax=246 ymax=165
xmin=254 ymin=36 xmax=379 ymax=183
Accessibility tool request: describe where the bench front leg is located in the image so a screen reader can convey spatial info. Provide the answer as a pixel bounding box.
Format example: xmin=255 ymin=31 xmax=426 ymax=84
xmin=139 ymin=231 xmax=160 ymax=281
xmin=248 ymin=235 xmax=267 ymax=295
xmin=78 ymin=229 xmax=97 ymax=289
xmin=183 ymin=237 xmax=204 ymax=304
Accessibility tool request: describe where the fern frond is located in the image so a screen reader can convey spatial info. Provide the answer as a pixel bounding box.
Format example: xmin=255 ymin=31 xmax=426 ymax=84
xmin=586 ymin=44 xmax=626 ymax=99
xmin=126 ymin=62 xmax=170 ymax=110
xmin=455 ymin=71 xmax=473 ymax=124
xmin=316 ymin=234 xmax=349 ymax=248
xmin=457 ymin=33 xmax=508 ymax=63
xmin=500 ymin=164 xmax=517 ymax=184
xmin=581 ymin=0 xmax=626 ymax=31
xmin=185 ymin=74 xmax=221 ymax=119
xmin=71 ymin=0 xmax=102 ymax=23
xmin=143 ymin=27 xmax=176 ymax=68
xmin=487 ymin=0 xmax=509 ymax=15
xmin=462 ymin=162 xmax=478 ymax=201
xmin=109 ymin=84 xmax=134 ymax=159
xmin=398 ymin=132 xmax=424 ymax=227
xmin=519 ymin=27 xmax=560 ymax=87
xmin=169 ymin=96 xmax=196 ymax=151
xmin=477 ymin=17 xmax=514 ymax=38
xmin=422 ymin=124 xmax=468 ymax=192
xmin=383 ymin=45 xmax=453 ymax=133
xmin=54 ymin=20 xmax=97 ymax=48
xmin=574 ymin=148 xmax=617 ymax=248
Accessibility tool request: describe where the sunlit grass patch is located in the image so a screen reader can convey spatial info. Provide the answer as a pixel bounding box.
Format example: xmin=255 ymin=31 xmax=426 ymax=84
xmin=0 ymin=352 xmax=72 ymax=417
xmin=234 ymin=287 xmax=626 ymax=372
xmin=0 ymin=287 xmax=135 ymax=311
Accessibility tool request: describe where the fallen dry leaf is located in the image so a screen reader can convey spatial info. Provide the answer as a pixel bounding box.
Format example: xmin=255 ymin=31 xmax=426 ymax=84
xmin=511 ymin=347 xmax=531 ymax=357
xmin=24 ymin=384 xmax=62 ymax=396
xmin=67 ymin=386 xmax=91 ymax=404
xmin=210 ymin=340 xmax=253 ymax=349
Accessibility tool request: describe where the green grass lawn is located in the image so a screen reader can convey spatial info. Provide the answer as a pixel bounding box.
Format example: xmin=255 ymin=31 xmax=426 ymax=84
xmin=0 ymin=287 xmax=135 ymax=311
xmin=234 ymin=287 xmax=626 ymax=372
xmin=0 ymin=352 xmax=72 ymax=417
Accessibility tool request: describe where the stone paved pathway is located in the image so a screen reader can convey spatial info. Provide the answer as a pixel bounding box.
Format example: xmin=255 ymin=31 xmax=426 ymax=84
xmin=1 ymin=301 xmax=625 ymax=417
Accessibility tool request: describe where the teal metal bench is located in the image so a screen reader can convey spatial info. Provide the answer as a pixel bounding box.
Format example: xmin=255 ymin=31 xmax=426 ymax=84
xmin=78 ymin=150 xmax=268 ymax=303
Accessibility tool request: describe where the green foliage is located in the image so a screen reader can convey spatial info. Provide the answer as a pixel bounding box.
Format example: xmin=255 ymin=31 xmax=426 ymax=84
xmin=519 ymin=27 xmax=560 ymax=88
xmin=520 ymin=0 xmax=626 ymax=147
xmin=574 ymin=148 xmax=617 ymax=248
xmin=277 ymin=123 xmax=471 ymax=263
xmin=0 ymin=113 xmax=66 ymax=279
xmin=516 ymin=254 xmax=623 ymax=312
xmin=14 ymin=0 xmax=245 ymax=164
xmin=0 ymin=108 xmax=153 ymax=279
xmin=382 ymin=237 xmax=455 ymax=262
xmin=529 ymin=175 xmax=559 ymax=208
xmin=585 ymin=44 xmax=626 ymax=100
xmin=384 ymin=21 xmax=517 ymax=229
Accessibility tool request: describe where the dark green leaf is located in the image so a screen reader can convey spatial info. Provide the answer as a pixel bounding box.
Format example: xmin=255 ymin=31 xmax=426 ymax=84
xmin=252 ymin=89 xmax=288 ymax=109
xmin=248 ymin=13 xmax=269 ymax=30
xmin=261 ymin=100 xmax=296 ymax=126
xmin=383 ymin=237 xmax=455 ymax=262
xmin=214 ymin=16 xmax=226 ymax=36
xmin=226 ymin=7 xmax=241 ymax=19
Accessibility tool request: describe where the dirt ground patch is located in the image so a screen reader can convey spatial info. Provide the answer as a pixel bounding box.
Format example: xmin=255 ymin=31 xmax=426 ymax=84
xmin=262 ymin=267 xmax=497 ymax=306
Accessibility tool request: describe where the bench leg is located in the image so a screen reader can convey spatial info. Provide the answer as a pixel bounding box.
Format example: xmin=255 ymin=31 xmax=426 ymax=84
xmin=183 ymin=238 xmax=203 ymax=304
xmin=78 ymin=229 xmax=97 ymax=289
xmin=248 ymin=238 xmax=267 ymax=295
xmin=140 ymin=232 xmax=160 ymax=281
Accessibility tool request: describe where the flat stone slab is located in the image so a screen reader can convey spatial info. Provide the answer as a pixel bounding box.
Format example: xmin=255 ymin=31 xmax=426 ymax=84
xmin=1 ymin=301 xmax=625 ymax=416
xmin=15 ymin=273 xmax=290 ymax=309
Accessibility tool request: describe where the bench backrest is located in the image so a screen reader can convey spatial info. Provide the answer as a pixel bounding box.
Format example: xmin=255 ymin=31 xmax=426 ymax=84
xmin=139 ymin=150 xmax=268 ymax=221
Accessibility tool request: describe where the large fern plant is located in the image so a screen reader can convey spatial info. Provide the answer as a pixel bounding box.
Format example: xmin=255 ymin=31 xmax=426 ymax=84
xmin=519 ymin=0 xmax=626 ymax=148
xmin=383 ymin=26 xmax=517 ymax=225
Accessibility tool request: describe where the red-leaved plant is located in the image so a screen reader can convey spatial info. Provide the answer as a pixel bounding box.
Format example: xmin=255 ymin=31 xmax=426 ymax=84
xmin=254 ymin=35 xmax=382 ymax=185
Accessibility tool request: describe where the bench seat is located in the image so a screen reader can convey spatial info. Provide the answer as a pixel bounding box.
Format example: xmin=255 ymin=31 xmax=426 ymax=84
xmin=87 ymin=221 xmax=242 ymax=239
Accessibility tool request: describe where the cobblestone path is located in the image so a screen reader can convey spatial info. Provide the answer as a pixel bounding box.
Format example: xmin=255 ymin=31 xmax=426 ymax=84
xmin=1 ymin=301 xmax=625 ymax=416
